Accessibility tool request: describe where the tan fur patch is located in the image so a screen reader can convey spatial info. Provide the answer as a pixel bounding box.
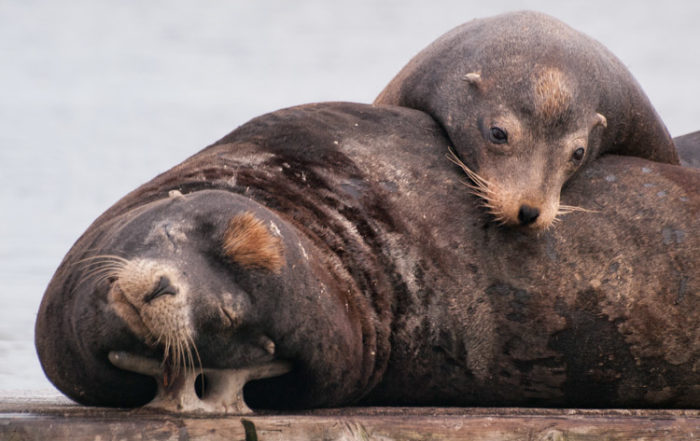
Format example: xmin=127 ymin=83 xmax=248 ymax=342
xmin=223 ymin=212 xmax=285 ymax=273
xmin=533 ymin=68 xmax=573 ymax=122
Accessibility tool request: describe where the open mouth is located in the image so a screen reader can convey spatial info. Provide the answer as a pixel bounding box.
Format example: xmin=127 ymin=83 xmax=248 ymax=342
xmin=108 ymin=351 xmax=292 ymax=414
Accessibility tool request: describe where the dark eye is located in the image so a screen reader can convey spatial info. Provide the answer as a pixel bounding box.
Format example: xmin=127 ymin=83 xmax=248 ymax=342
xmin=571 ymin=147 xmax=585 ymax=162
xmin=488 ymin=126 xmax=508 ymax=144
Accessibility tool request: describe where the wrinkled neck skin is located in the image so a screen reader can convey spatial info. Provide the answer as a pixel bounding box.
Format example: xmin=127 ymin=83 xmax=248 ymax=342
xmin=36 ymin=190 xmax=381 ymax=409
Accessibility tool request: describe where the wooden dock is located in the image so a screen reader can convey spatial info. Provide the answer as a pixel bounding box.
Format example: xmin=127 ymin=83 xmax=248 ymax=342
xmin=1 ymin=395 xmax=697 ymax=440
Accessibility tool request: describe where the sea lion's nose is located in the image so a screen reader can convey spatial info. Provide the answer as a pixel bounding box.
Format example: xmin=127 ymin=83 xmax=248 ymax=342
xmin=143 ymin=276 xmax=178 ymax=303
xmin=517 ymin=204 xmax=540 ymax=226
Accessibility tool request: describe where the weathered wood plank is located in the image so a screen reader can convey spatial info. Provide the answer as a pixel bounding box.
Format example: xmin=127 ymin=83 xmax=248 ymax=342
xmin=1 ymin=396 xmax=697 ymax=441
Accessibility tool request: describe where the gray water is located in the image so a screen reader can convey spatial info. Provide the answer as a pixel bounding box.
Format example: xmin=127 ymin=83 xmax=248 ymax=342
xmin=1 ymin=0 xmax=698 ymax=394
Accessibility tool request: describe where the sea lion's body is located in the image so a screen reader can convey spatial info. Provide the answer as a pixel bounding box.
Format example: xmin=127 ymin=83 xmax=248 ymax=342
xmin=375 ymin=11 xmax=679 ymax=230
xmin=676 ymin=130 xmax=700 ymax=168
xmin=36 ymin=103 xmax=699 ymax=409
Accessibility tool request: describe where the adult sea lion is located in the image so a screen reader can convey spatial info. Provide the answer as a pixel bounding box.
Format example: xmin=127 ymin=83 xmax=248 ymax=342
xmin=375 ymin=11 xmax=680 ymax=230
xmin=36 ymin=102 xmax=698 ymax=410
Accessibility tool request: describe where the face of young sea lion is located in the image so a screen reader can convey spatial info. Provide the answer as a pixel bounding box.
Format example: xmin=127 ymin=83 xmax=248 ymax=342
xmin=376 ymin=11 xmax=679 ymax=230
xmin=446 ymin=68 xmax=608 ymax=229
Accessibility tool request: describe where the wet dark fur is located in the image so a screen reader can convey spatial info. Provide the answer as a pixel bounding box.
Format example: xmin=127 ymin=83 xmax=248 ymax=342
xmin=36 ymin=103 xmax=699 ymax=409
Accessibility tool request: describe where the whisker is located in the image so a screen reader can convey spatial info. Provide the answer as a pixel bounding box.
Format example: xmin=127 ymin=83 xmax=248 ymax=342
xmin=78 ymin=262 xmax=119 ymax=273
xmin=184 ymin=332 xmax=203 ymax=395
xmin=163 ymin=336 xmax=170 ymax=363
xmin=173 ymin=337 xmax=182 ymax=377
xmin=180 ymin=338 xmax=188 ymax=376
xmin=457 ymin=177 xmax=498 ymax=196
xmin=74 ymin=254 xmax=129 ymax=267
xmin=92 ymin=273 xmax=118 ymax=286
xmin=175 ymin=337 xmax=183 ymax=378
xmin=75 ymin=267 xmax=122 ymax=289
xmin=446 ymin=147 xmax=505 ymax=224
xmin=190 ymin=335 xmax=203 ymax=376
xmin=446 ymin=148 xmax=496 ymax=187
xmin=183 ymin=341 xmax=193 ymax=375
xmin=558 ymin=204 xmax=598 ymax=214
xmin=73 ymin=255 xmax=130 ymax=292
xmin=80 ymin=264 xmax=125 ymax=276
xmin=79 ymin=268 xmax=118 ymax=280
xmin=178 ymin=336 xmax=186 ymax=376
xmin=181 ymin=333 xmax=194 ymax=375
xmin=466 ymin=188 xmax=497 ymax=201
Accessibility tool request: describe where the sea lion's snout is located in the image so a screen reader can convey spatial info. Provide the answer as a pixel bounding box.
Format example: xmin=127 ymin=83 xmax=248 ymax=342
xmin=499 ymin=194 xmax=557 ymax=231
xmin=448 ymin=147 xmax=561 ymax=230
xmin=517 ymin=204 xmax=540 ymax=226
xmin=105 ymin=258 xmax=198 ymax=369
xmin=143 ymin=275 xmax=178 ymax=303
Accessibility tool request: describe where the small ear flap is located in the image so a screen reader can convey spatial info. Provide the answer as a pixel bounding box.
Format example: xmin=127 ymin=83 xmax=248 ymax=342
xmin=168 ymin=189 xmax=185 ymax=199
xmin=223 ymin=212 xmax=285 ymax=273
xmin=463 ymin=72 xmax=482 ymax=87
xmin=596 ymin=112 xmax=608 ymax=128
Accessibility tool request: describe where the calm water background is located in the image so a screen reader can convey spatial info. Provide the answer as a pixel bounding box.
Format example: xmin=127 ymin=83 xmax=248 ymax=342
xmin=1 ymin=0 xmax=698 ymax=393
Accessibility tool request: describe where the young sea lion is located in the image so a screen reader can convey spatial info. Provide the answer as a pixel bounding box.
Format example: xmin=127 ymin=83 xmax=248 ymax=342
xmin=375 ymin=11 xmax=680 ymax=230
xmin=36 ymin=103 xmax=698 ymax=410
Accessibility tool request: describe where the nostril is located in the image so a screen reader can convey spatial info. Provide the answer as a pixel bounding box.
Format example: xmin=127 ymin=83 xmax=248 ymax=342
xmin=195 ymin=373 xmax=209 ymax=399
xmin=517 ymin=205 xmax=540 ymax=226
xmin=144 ymin=276 xmax=178 ymax=303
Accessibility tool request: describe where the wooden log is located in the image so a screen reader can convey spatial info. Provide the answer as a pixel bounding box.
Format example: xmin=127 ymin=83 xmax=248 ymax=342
xmin=0 ymin=396 xmax=697 ymax=440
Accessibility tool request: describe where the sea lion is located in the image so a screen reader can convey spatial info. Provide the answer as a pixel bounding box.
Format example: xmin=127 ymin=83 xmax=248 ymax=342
xmin=375 ymin=11 xmax=680 ymax=230
xmin=675 ymin=130 xmax=700 ymax=168
xmin=36 ymin=102 xmax=699 ymax=410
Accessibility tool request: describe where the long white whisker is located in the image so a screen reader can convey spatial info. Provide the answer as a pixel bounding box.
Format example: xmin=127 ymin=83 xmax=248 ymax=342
xmin=446 ymin=148 xmax=506 ymax=223
xmin=558 ymin=204 xmax=598 ymax=214
xmin=186 ymin=333 xmax=203 ymax=376
xmin=74 ymin=255 xmax=129 ymax=291
xmin=162 ymin=335 xmax=171 ymax=371
xmin=173 ymin=337 xmax=182 ymax=377
xmin=446 ymin=149 xmax=496 ymax=188
xmin=74 ymin=254 xmax=129 ymax=267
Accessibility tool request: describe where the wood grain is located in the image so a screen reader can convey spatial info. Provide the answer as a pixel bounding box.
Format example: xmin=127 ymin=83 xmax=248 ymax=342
xmin=1 ymin=397 xmax=697 ymax=440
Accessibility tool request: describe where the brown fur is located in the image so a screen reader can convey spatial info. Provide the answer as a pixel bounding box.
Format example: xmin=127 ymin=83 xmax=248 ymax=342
xmin=533 ymin=68 xmax=573 ymax=124
xmin=223 ymin=212 xmax=285 ymax=273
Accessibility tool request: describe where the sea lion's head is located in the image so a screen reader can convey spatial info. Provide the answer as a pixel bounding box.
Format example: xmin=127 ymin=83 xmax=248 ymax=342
xmin=446 ymin=67 xmax=608 ymax=230
xmin=374 ymin=11 xmax=679 ymax=230
xmin=36 ymin=189 xmax=372 ymax=410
